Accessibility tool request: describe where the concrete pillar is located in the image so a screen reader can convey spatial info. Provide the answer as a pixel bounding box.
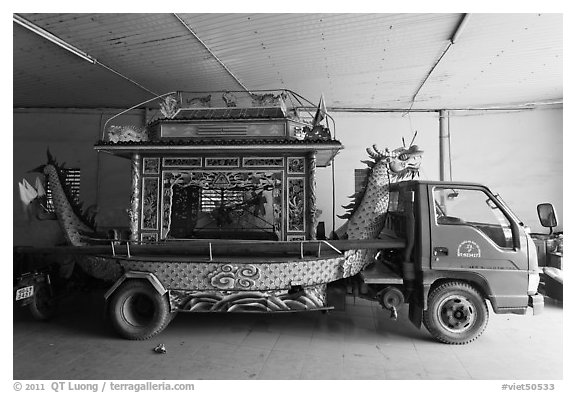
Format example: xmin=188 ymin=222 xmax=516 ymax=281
xmin=439 ymin=110 xmax=452 ymax=181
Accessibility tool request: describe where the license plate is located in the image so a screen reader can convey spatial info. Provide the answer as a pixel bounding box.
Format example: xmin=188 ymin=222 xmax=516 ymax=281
xmin=15 ymin=285 xmax=34 ymax=301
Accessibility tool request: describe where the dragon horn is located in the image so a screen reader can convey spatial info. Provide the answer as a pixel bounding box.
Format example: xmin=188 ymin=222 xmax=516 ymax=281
xmin=366 ymin=146 xmax=378 ymax=159
xmin=372 ymin=145 xmax=387 ymax=158
xmin=410 ymin=130 xmax=418 ymax=146
xmin=46 ymin=148 xmax=54 ymax=164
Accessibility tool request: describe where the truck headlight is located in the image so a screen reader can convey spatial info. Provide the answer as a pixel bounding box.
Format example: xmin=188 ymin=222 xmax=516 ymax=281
xmin=528 ymin=272 xmax=540 ymax=295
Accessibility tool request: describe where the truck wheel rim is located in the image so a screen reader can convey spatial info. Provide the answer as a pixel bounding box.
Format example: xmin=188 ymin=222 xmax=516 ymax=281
xmin=437 ymin=295 xmax=476 ymax=333
xmin=122 ymin=293 xmax=154 ymax=327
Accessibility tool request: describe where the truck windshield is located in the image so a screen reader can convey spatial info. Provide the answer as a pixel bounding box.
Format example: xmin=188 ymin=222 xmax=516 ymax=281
xmin=494 ymin=193 xmax=524 ymax=226
xmin=433 ymin=187 xmax=514 ymax=249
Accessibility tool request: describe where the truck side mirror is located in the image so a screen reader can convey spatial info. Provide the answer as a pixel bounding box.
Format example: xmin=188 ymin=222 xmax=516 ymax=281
xmin=537 ymin=203 xmax=557 ymax=234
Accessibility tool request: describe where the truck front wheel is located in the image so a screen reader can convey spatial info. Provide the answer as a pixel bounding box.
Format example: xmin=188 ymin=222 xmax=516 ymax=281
xmin=423 ymin=281 xmax=488 ymax=345
xmin=108 ymin=280 xmax=172 ymax=340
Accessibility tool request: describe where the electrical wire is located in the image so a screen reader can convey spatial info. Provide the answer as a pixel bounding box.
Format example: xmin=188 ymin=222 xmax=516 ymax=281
xmin=96 ymin=61 xmax=159 ymax=96
xmin=403 ymin=42 xmax=452 ymax=116
xmin=403 ymin=13 xmax=470 ymax=116
xmin=173 ymin=13 xmax=249 ymax=93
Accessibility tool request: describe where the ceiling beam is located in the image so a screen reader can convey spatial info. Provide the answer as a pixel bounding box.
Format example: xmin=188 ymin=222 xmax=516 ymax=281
xmin=173 ymin=13 xmax=250 ymax=93
xmin=406 ymin=13 xmax=471 ymax=113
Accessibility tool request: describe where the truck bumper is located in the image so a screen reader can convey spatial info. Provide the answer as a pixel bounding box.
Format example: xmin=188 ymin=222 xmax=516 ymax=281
xmin=529 ymin=293 xmax=545 ymax=315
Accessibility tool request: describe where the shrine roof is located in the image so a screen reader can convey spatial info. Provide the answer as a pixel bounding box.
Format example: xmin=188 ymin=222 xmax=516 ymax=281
xmin=96 ymin=138 xmax=341 ymax=147
xmin=94 ymin=138 xmax=343 ymax=167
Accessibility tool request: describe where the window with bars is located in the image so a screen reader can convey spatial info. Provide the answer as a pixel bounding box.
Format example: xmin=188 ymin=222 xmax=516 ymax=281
xmin=200 ymin=189 xmax=244 ymax=212
xmin=45 ymin=168 xmax=81 ymax=212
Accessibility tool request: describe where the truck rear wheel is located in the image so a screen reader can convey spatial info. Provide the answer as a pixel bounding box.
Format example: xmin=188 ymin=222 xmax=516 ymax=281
xmin=423 ymin=281 xmax=488 ymax=345
xmin=108 ymin=280 xmax=172 ymax=340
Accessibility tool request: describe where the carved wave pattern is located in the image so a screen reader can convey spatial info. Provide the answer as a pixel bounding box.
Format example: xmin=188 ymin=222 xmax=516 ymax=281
xmin=117 ymin=255 xmax=349 ymax=291
xmin=208 ymin=264 xmax=260 ymax=290
xmin=169 ymin=285 xmax=326 ymax=313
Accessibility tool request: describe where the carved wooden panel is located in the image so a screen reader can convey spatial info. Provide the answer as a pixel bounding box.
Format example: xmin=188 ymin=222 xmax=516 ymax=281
xmin=162 ymin=170 xmax=283 ymax=239
xmin=288 ymin=177 xmax=305 ymax=232
xmin=143 ymin=158 xmax=160 ymax=174
xmin=205 ymin=157 xmax=240 ymax=168
xmin=287 ymin=235 xmax=306 ymax=242
xmin=140 ymin=233 xmax=158 ymax=242
xmin=288 ymin=157 xmax=305 ymax=174
xmin=141 ymin=177 xmax=159 ymax=230
xmin=242 ymin=157 xmax=284 ymax=167
xmin=163 ymin=157 xmax=202 ymax=167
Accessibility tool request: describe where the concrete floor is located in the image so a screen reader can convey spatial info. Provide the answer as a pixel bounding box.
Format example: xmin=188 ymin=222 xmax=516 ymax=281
xmin=13 ymin=291 xmax=562 ymax=380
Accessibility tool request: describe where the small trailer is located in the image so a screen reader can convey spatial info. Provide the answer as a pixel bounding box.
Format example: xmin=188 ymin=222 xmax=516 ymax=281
xmin=14 ymin=90 xmax=545 ymax=344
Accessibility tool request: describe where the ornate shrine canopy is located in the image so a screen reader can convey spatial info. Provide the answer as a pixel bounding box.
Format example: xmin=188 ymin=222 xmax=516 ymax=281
xmin=94 ymin=90 xmax=343 ymax=167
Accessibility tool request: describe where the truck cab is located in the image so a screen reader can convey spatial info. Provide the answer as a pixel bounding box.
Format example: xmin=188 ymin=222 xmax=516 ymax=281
xmin=361 ymin=180 xmax=543 ymax=344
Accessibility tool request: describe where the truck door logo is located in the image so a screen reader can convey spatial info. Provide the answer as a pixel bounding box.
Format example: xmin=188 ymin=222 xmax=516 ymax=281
xmin=457 ymin=241 xmax=481 ymax=258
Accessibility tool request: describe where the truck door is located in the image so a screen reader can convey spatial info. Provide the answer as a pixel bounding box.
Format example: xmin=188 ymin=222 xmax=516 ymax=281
xmin=429 ymin=185 xmax=529 ymax=310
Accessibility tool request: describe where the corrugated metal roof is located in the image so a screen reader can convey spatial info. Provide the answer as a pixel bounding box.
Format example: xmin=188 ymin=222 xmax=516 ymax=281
xmin=13 ymin=13 xmax=562 ymax=110
xmin=179 ymin=13 xmax=462 ymax=108
xmin=416 ymin=13 xmax=563 ymax=108
xmin=13 ymin=22 xmax=152 ymax=108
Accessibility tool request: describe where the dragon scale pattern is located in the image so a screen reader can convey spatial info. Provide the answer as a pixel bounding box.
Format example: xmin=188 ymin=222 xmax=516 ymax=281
xmin=346 ymin=161 xmax=392 ymax=240
xmin=340 ymin=143 xmax=423 ymax=275
xmin=43 ymin=164 xmax=94 ymax=246
xmin=341 ymin=160 xmax=393 ymax=275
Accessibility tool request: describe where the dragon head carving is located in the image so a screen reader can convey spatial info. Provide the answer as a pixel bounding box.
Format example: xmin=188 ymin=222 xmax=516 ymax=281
xmin=336 ymin=141 xmax=424 ymax=224
xmin=366 ymin=143 xmax=423 ymax=179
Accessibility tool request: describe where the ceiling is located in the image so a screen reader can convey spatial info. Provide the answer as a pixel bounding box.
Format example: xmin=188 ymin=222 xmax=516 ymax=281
xmin=13 ymin=13 xmax=563 ymax=111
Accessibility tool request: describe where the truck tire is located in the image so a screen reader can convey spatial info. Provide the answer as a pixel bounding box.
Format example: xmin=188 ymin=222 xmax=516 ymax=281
xmin=108 ymin=280 xmax=172 ymax=340
xmin=29 ymin=283 xmax=56 ymax=321
xmin=423 ymin=281 xmax=488 ymax=345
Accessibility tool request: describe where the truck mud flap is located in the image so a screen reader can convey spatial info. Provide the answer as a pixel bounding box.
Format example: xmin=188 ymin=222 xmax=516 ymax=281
xmin=409 ymin=302 xmax=423 ymax=329
xmin=529 ymin=293 xmax=545 ymax=315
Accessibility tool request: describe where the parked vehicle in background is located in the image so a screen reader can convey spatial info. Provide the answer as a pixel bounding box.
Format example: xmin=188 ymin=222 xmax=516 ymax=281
xmin=530 ymin=203 xmax=562 ymax=301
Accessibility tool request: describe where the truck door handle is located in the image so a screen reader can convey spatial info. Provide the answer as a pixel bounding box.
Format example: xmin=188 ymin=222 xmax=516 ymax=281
xmin=434 ymin=247 xmax=449 ymax=256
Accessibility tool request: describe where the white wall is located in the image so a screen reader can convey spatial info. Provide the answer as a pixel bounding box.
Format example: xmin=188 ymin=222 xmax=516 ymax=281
xmin=315 ymin=111 xmax=440 ymax=234
xmin=450 ymin=108 xmax=563 ymax=232
xmin=13 ymin=109 xmax=141 ymax=246
xmin=314 ymin=107 xmax=563 ymax=234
